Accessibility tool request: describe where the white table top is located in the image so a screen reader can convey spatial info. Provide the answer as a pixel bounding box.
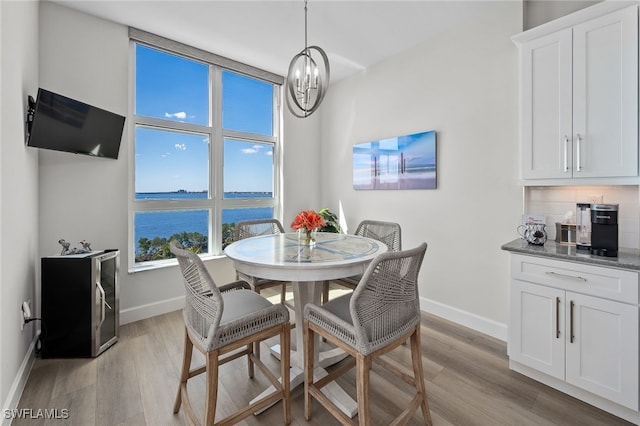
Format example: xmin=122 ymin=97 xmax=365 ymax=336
xmin=224 ymin=232 xmax=388 ymax=282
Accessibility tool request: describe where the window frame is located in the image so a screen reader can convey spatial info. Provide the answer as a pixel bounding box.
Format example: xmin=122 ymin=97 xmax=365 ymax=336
xmin=128 ymin=29 xmax=284 ymax=272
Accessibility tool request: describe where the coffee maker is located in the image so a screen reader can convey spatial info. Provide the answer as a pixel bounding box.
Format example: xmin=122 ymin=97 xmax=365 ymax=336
xmin=576 ymin=203 xmax=591 ymax=251
xmin=590 ymin=204 xmax=618 ymax=257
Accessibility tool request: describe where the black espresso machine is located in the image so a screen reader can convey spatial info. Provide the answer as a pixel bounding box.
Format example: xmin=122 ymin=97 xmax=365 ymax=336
xmin=590 ymin=204 xmax=618 ymax=257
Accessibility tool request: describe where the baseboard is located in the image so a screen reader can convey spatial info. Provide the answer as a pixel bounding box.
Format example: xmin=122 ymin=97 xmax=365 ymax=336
xmin=1 ymin=335 xmax=38 ymax=426
xmin=119 ymin=295 xmax=184 ymax=325
xmin=420 ymin=297 xmax=507 ymax=342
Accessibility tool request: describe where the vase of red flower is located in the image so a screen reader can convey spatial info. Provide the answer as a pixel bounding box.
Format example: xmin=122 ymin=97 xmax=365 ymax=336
xmin=291 ymin=210 xmax=326 ymax=247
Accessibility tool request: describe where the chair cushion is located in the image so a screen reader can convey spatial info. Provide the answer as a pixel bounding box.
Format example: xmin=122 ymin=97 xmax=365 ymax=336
xmin=221 ymin=289 xmax=274 ymax=323
xmin=320 ymin=293 xmax=353 ymax=325
xmin=205 ymin=289 xmax=288 ymax=350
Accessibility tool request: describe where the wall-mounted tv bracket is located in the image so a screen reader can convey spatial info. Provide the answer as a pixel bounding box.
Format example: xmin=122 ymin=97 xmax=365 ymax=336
xmin=25 ymin=95 xmax=35 ymax=142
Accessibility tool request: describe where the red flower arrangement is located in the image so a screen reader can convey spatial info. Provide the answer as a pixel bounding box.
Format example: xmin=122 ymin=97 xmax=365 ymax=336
xmin=291 ymin=210 xmax=326 ymax=231
xmin=291 ymin=210 xmax=326 ymax=246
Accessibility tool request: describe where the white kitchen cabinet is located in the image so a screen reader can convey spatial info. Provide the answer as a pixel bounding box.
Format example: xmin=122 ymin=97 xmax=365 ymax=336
xmin=509 ymin=254 xmax=639 ymax=413
xmin=511 ymin=280 xmax=638 ymax=410
xmin=565 ymin=292 xmax=638 ymax=410
xmin=510 ymin=280 xmax=565 ymax=379
xmin=515 ymin=4 xmax=638 ymax=182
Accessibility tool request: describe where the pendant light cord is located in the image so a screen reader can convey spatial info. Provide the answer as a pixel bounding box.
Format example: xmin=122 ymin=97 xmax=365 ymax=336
xmin=304 ymin=0 xmax=308 ymax=55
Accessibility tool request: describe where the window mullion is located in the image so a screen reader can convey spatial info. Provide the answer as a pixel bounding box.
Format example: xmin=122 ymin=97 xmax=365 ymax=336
xmin=211 ymin=65 xmax=224 ymax=254
xmin=136 ymin=115 xmax=211 ymax=135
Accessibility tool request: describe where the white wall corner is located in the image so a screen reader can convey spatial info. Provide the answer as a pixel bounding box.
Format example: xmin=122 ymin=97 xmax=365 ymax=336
xmin=420 ymin=297 xmax=508 ymax=342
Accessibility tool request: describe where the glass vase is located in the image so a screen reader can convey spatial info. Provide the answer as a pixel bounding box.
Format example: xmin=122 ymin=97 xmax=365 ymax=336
xmin=298 ymin=228 xmax=317 ymax=247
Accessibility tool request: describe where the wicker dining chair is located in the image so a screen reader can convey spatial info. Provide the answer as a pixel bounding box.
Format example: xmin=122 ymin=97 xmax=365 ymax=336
xmin=234 ymin=219 xmax=288 ymax=304
xmin=305 ymin=243 xmax=431 ymax=426
xmin=322 ymin=220 xmax=402 ymax=304
xmin=170 ymin=240 xmax=291 ymax=426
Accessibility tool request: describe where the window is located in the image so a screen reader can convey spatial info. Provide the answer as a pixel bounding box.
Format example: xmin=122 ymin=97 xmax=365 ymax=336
xmin=129 ymin=30 xmax=283 ymax=269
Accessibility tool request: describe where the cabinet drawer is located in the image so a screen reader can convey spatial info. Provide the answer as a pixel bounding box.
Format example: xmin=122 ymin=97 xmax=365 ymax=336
xmin=511 ymin=254 xmax=638 ymax=304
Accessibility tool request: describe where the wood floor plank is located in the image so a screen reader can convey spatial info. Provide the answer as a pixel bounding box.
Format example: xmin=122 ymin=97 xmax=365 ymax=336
xmin=45 ymin=382 xmax=96 ymax=426
xmin=50 ymin=358 xmax=97 ymax=399
xmin=15 ymin=296 xmax=636 ymax=426
xmin=95 ymin=329 xmax=145 ymax=425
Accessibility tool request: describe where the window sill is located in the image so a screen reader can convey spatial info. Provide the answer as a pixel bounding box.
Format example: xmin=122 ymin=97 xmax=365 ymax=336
xmin=127 ymin=253 xmax=227 ymax=274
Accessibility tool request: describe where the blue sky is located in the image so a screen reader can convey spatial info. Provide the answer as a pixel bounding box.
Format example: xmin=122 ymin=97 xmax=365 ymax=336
xmin=135 ymin=45 xmax=274 ymax=193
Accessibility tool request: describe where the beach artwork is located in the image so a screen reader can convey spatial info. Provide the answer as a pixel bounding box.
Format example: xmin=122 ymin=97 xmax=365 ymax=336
xmin=353 ymin=130 xmax=436 ymax=190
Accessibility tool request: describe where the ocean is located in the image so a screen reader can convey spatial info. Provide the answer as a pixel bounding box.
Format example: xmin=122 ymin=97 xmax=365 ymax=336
xmin=134 ymin=192 xmax=274 ymax=247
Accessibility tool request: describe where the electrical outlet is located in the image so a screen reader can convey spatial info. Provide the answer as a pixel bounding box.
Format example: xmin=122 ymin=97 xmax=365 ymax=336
xmin=21 ymin=300 xmax=31 ymax=331
xmin=588 ymin=195 xmax=603 ymax=204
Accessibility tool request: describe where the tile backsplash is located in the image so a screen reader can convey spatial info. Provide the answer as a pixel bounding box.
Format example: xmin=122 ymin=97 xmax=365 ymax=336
xmin=524 ymin=186 xmax=640 ymax=249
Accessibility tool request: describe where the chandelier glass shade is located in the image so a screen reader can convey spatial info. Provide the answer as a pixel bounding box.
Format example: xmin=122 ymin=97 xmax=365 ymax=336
xmin=285 ymin=0 xmax=330 ymax=118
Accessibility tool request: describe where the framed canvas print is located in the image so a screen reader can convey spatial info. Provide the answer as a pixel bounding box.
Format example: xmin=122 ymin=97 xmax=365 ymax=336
xmin=353 ymin=130 xmax=436 ymax=190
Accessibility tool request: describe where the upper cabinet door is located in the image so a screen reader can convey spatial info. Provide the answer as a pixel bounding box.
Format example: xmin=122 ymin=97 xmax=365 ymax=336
xmin=521 ymin=29 xmax=573 ymax=179
xmin=572 ymin=5 xmax=638 ymax=178
xmin=515 ymin=3 xmax=639 ymax=183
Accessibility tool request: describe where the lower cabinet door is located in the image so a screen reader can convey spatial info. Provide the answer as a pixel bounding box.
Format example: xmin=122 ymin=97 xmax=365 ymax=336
xmin=565 ymin=292 xmax=639 ymax=410
xmin=510 ymin=280 xmax=565 ymax=379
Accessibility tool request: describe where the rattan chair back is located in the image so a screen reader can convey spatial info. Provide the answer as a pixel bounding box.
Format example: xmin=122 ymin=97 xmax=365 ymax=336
xmin=234 ymin=218 xmax=285 ymax=241
xmin=170 ymin=240 xmax=223 ymax=352
xmin=350 ymin=242 xmax=426 ymax=354
xmin=354 ymin=220 xmax=402 ymax=252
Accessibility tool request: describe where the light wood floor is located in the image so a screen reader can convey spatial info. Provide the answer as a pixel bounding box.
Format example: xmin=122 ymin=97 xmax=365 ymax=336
xmin=15 ymin=286 xmax=634 ymax=426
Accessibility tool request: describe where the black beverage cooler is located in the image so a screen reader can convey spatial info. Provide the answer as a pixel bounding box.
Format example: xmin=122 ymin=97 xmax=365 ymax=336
xmin=41 ymin=250 xmax=119 ymax=358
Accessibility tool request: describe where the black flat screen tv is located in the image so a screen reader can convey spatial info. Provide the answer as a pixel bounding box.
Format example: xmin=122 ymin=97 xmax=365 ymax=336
xmin=26 ymin=88 xmax=125 ymax=159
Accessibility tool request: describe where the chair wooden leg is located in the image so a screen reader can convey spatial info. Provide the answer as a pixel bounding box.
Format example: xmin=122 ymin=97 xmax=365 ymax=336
xmin=356 ymin=353 xmax=372 ymax=426
xmin=204 ymin=350 xmax=219 ymax=426
xmin=281 ymin=323 xmax=291 ymax=425
xmin=173 ymin=327 xmax=192 ymax=413
xmin=304 ymin=319 xmax=315 ymax=421
xmin=410 ymin=327 xmax=433 ymax=426
xmin=280 ymin=282 xmax=287 ymax=305
xmin=322 ymin=281 xmax=330 ymax=304
xmin=252 ymin=287 xmax=262 ymax=361
xmin=247 ymin=343 xmax=254 ymax=378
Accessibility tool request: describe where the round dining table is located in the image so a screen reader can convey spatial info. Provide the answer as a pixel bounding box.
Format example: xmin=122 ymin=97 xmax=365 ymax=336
xmin=225 ymin=232 xmax=388 ymax=417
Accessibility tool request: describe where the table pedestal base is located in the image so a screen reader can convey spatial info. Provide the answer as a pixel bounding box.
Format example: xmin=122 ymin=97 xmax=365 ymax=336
xmin=251 ymin=280 xmax=357 ymax=418
xmin=250 ymin=365 xmax=358 ymax=418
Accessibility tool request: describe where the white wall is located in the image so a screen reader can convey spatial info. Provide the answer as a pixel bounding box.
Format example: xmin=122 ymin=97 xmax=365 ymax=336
xmin=319 ymin=1 xmax=523 ymax=337
xmin=0 ymin=0 xmax=39 ymax=420
xmin=37 ymin=2 xmax=319 ymax=323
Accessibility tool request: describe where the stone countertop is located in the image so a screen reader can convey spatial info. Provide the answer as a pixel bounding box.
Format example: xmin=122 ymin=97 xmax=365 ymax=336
xmin=501 ymin=238 xmax=640 ymax=271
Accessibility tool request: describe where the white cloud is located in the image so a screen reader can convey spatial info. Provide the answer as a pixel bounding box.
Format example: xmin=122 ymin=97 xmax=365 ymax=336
xmin=175 ymin=144 xmax=187 ymax=151
xmin=265 ymin=151 xmax=273 ymax=156
xmin=165 ymin=111 xmax=187 ymax=120
xmin=241 ymin=148 xmax=259 ymax=154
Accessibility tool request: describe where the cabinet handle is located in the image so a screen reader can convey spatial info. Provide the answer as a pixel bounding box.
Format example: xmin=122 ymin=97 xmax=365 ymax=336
xmin=575 ymin=134 xmax=582 ymax=172
xmin=96 ymin=281 xmax=106 ymax=327
xmin=563 ymin=136 xmax=570 ymax=172
xmin=569 ymin=300 xmax=575 ymax=343
xmin=544 ymin=271 xmax=587 ymax=282
xmin=555 ymin=297 xmax=560 ymax=339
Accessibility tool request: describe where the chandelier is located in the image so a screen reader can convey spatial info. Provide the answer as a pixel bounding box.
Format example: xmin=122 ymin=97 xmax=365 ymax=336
xmin=285 ymin=0 xmax=330 ymax=118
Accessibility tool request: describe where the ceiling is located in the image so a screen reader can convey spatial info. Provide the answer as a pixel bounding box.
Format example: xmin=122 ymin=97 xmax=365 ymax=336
xmin=50 ymin=0 xmax=513 ymax=83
